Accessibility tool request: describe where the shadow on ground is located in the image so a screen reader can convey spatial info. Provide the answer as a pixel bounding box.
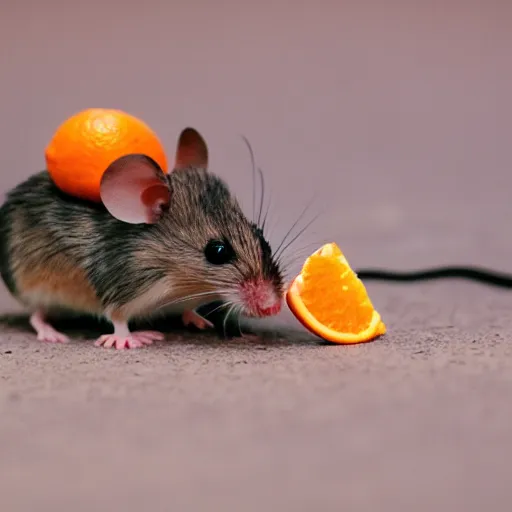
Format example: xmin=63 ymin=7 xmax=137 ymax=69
xmin=0 ymin=300 xmax=321 ymax=349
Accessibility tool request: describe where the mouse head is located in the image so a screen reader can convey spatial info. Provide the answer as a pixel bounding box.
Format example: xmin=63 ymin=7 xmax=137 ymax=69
xmin=99 ymin=127 xmax=284 ymax=319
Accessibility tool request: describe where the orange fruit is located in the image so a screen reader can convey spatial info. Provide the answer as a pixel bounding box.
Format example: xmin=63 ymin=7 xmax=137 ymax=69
xmin=286 ymin=242 xmax=386 ymax=344
xmin=45 ymin=108 xmax=168 ymax=202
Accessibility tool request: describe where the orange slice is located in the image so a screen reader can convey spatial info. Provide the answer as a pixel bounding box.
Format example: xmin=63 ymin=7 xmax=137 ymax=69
xmin=286 ymin=242 xmax=386 ymax=344
xmin=45 ymin=108 xmax=168 ymax=203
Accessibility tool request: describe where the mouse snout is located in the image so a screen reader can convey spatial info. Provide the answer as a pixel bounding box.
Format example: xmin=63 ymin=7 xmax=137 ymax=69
xmin=239 ymin=278 xmax=282 ymax=318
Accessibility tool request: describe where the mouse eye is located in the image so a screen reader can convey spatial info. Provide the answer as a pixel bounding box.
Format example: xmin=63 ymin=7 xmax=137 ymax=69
xmin=204 ymin=239 xmax=236 ymax=265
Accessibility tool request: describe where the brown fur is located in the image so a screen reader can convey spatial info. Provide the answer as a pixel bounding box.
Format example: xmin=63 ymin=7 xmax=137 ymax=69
xmin=8 ymin=212 xmax=102 ymax=314
xmin=15 ymin=256 xmax=101 ymax=313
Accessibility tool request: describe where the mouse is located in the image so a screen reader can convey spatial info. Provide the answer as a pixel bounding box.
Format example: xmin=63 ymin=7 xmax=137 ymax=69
xmin=0 ymin=127 xmax=284 ymax=349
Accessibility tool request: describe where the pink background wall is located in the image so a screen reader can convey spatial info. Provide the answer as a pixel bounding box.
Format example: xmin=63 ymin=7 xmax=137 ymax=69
xmin=1 ymin=0 xmax=511 ymax=319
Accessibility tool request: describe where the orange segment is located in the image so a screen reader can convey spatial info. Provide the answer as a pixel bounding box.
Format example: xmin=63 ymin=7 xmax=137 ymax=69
xmin=45 ymin=108 xmax=168 ymax=203
xmin=286 ymin=242 xmax=386 ymax=344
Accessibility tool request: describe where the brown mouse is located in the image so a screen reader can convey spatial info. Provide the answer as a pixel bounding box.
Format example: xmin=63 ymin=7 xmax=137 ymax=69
xmin=0 ymin=128 xmax=284 ymax=349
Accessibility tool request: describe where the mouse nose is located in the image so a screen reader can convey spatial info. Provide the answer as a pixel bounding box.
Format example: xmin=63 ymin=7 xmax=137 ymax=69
xmin=240 ymin=279 xmax=282 ymax=318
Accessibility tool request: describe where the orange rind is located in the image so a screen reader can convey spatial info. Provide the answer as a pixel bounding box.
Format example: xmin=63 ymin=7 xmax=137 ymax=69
xmin=45 ymin=108 xmax=168 ymax=203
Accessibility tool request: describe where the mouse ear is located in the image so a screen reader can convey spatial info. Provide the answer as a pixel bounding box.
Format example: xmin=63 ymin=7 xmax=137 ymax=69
xmin=174 ymin=127 xmax=208 ymax=170
xmin=100 ymin=154 xmax=171 ymax=224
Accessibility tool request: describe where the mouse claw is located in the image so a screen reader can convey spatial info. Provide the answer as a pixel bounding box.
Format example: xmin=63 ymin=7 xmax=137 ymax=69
xmin=182 ymin=310 xmax=214 ymax=330
xmin=94 ymin=330 xmax=165 ymax=350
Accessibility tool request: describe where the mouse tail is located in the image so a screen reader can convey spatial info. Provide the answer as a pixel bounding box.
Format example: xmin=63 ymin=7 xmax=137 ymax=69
xmin=355 ymin=266 xmax=512 ymax=288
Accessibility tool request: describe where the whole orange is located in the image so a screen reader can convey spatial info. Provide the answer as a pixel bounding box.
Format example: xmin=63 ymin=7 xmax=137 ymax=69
xmin=45 ymin=108 xmax=168 ymax=202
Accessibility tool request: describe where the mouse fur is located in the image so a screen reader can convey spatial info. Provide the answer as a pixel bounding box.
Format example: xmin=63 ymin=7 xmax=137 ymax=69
xmin=0 ymin=128 xmax=284 ymax=348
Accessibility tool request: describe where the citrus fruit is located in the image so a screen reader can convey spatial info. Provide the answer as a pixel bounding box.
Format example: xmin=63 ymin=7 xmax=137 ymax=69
xmin=45 ymin=108 xmax=168 ymax=202
xmin=286 ymin=242 xmax=386 ymax=344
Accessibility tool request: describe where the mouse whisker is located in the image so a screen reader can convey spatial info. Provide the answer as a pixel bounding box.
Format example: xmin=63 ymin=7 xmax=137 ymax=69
xmin=200 ymin=275 xmax=242 ymax=290
xmin=260 ymin=186 xmax=273 ymax=236
xmin=203 ymin=300 xmax=233 ymax=317
xmin=222 ymin=302 xmax=238 ymax=338
xmin=278 ymin=239 xmax=326 ymax=263
xmin=240 ymin=135 xmax=257 ymax=224
xmin=272 ymin=195 xmax=319 ymax=259
xmin=202 ymin=266 xmax=247 ymax=286
xmin=191 ymin=285 xmax=236 ymax=301
xmin=240 ymin=136 xmax=269 ymax=233
xmin=256 ymin=166 xmax=266 ymax=228
xmin=263 ymin=211 xmax=280 ymax=242
xmin=277 ymin=239 xmax=331 ymax=277
xmin=235 ymin=304 xmax=244 ymax=336
xmin=154 ymin=289 xmax=231 ymax=313
xmin=274 ymin=211 xmax=322 ymax=263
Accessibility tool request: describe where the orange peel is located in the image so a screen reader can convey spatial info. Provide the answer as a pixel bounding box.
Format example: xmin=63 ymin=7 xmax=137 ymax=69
xmin=45 ymin=108 xmax=168 ymax=203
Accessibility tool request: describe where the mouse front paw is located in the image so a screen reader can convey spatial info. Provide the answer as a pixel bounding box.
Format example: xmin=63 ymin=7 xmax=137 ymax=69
xmin=182 ymin=310 xmax=214 ymax=330
xmin=94 ymin=330 xmax=165 ymax=350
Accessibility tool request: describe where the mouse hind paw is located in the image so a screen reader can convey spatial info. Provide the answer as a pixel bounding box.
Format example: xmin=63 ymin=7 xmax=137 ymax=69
xmin=29 ymin=310 xmax=69 ymax=344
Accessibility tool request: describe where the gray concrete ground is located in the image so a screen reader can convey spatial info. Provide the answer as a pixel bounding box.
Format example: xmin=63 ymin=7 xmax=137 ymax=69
xmin=2 ymin=1 xmax=512 ymax=511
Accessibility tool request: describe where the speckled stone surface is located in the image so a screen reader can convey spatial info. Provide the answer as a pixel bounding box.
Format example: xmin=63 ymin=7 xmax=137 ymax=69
xmin=1 ymin=282 xmax=512 ymax=512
